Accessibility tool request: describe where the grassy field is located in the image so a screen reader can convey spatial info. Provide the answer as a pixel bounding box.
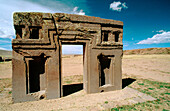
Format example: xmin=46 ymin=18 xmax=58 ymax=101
xmin=111 ymin=78 xmax=170 ymax=111
xmin=0 ymin=76 xmax=169 ymax=110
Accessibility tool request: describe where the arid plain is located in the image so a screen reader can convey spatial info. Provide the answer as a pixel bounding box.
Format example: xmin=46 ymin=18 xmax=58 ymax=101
xmin=0 ymin=48 xmax=170 ymax=110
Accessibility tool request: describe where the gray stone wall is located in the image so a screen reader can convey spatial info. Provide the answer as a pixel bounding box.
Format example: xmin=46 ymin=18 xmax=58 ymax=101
xmin=12 ymin=12 xmax=123 ymax=103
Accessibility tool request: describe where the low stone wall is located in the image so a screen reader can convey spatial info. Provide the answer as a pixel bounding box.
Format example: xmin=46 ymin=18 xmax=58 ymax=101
xmin=0 ymin=56 xmax=12 ymax=62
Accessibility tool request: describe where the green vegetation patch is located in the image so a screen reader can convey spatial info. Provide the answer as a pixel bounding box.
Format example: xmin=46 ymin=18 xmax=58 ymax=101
xmin=0 ymin=78 xmax=12 ymax=98
xmin=63 ymin=75 xmax=83 ymax=85
xmin=111 ymin=79 xmax=170 ymax=111
xmin=8 ymin=91 xmax=12 ymax=94
xmin=138 ymin=83 xmax=144 ymax=85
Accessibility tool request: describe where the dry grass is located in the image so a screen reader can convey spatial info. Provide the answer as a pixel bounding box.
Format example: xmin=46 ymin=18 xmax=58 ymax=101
xmin=0 ymin=54 xmax=170 ymax=110
xmin=111 ymin=79 xmax=170 ymax=111
xmin=123 ymin=54 xmax=170 ymax=60
xmin=124 ymin=48 xmax=170 ymax=55
xmin=0 ymin=50 xmax=12 ymax=58
xmin=0 ymin=76 xmax=169 ymax=111
xmin=63 ymin=75 xmax=83 ymax=85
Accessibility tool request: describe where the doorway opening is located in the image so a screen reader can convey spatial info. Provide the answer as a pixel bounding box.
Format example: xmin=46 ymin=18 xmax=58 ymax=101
xmin=98 ymin=54 xmax=115 ymax=87
xmin=62 ymin=44 xmax=84 ymax=96
xmin=27 ymin=54 xmax=47 ymax=94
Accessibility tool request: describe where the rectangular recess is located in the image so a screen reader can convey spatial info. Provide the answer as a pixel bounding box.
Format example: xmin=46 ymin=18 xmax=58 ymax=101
xmin=14 ymin=25 xmax=25 ymax=39
xmin=98 ymin=54 xmax=115 ymax=87
xmin=27 ymin=56 xmax=46 ymax=93
xmin=29 ymin=26 xmax=42 ymax=39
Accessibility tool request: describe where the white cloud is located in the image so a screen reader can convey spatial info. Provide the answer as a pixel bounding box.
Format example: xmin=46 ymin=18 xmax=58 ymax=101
xmin=0 ymin=18 xmax=14 ymax=39
xmin=0 ymin=40 xmax=11 ymax=43
xmin=62 ymin=45 xmax=83 ymax=54
xmin=72 ymin=7 xmax=85 ymax=15
xmin=0 ymin=0 xmax=86 ymax=51
xmin=137 ymin=31 xmax=170 ymax=44
xmin=122 ymin=2 xmax=128 ymax=9
xmin=110 ymin=1 xmax=128 ymax=12
xmin=156 ymin=30 xmax=165 ymax=33
xmin=0 ymin=0 xmax=86 ymax=40
xmin=0 ymin=47 xmax=7 ymax=50
xmin=0 ymin=28 xmax=14 ymax=39
xmin=152 ymin=30 xmax=166 ymax=33
xmin=124 ymin=44 xmax=129 ymax=47
xmin=0 ymin=0 xmax=56 ymax=40
xmin=73 ymin=7 xmax=79 ymax=12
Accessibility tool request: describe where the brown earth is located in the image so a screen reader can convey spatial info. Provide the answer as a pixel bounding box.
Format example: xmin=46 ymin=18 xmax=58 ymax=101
xmin=0 ymin=50 xmax=12 ymax=58
xmin=123 ymin=55 xmax=170 ymax=83
xmin=0 ymin=62 xmax=12 ymax=78
xmin=124 ymin=47 xmax=170 ymax=55
xmin=62 ymin=55 xmax=83 ymax=77
xmin=0 ymin=47 xmax=169 ymax=58
xmin=1 ymin=54 xmax=169 ymax=82
xmin=62 ymin=54 xmax=170 ymax=83
xmin=0 ymin=54 xmax=170 ymax=110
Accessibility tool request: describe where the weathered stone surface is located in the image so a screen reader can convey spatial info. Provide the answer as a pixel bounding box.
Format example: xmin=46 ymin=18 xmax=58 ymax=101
xmin=12 ymin=12 xmax=123 ymax=103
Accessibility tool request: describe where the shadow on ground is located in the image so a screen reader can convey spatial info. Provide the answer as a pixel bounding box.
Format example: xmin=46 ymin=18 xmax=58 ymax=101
xmin=122 ymin=78 xmax=136 ymax=89
xmin=63 ymin=78 xmax=136 ymax=96
xmin=63 ymin=83 xmax=83 ymax=96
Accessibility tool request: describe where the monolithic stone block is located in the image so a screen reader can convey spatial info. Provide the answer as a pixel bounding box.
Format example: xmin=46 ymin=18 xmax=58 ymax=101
xmin=12 ymin=12 xmax=123 ymax=103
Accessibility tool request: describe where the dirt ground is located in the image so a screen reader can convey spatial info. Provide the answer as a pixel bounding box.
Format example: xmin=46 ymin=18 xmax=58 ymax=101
xmin=0 ymin=61 xmax=12 ymax=79
xmin=1 ymin=55 xmax=170 ymax=82
xmin=63 ymin=54 xmax=170 ymax=83
xmin=0 ymin=54 xmax=170 ymax=110
xmin=123 ymin=55 xmax=170 ymax=83
xmin=62 ymin=55 xmax=83 ymax=77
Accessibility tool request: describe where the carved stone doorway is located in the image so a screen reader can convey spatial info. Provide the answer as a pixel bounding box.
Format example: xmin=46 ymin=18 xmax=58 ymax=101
xmin=61 ymin=44 xmax=83 ymax=96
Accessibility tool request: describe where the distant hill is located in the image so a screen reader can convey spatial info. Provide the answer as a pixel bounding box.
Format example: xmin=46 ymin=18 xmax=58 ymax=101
xmin=0 ymin=50 xmax=12 ymax=57
xmin=0 ymin=48 xmax=169 ymax=58
xmin=124 ymin=48 xmax=170 ymax=55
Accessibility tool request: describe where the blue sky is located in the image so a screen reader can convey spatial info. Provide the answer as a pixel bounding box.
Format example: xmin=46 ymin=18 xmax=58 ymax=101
xmin=0 ymin=0 xmax=170 ymax=54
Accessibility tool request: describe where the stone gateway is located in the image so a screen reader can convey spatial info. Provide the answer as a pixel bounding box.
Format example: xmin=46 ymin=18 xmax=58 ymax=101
xmin=12 ymin=12 xmax=123 ymax=103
